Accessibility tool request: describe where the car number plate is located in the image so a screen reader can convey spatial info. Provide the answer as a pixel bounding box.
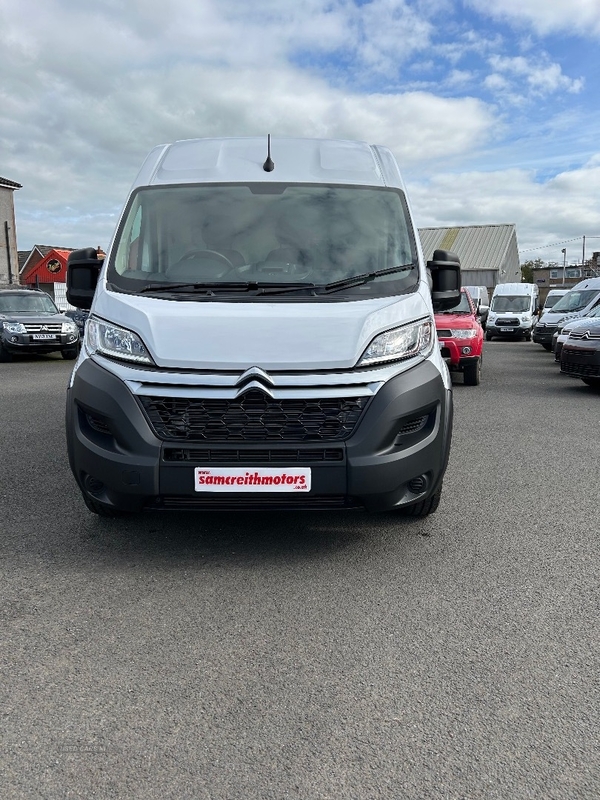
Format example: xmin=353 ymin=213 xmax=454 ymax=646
xmin=32 ymin=333 xmax=57 ymax=340
xmin=195 ymin=467 xmax=311 ymax=492
xmin=500 ymin=327 xmax=514 ymax=332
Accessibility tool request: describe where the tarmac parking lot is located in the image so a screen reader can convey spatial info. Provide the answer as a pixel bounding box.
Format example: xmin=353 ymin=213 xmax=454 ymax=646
xmin=1 ymin=341 xmax=598 ymax=799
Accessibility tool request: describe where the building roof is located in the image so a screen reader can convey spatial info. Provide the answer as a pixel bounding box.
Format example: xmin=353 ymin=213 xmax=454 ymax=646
xmin=19 ymin=245 xmax=75 ymax=280
xmin=0 ymin=175 xmax=22 ymax=189
xmin=418 ymin=223 xmax=517 ymax=272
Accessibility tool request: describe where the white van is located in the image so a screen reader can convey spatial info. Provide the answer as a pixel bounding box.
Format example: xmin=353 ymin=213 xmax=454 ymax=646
xmin=65 ymin=136 xmax=461 ymax=518
xmin=463 ymin=285 xmax=489 ymax=328
xmin=542 ymin=288 xmax=569 ymax=313
xmin=532 ymin=277 xmax=600 ymax=350
xmin=486 ymin=282 xmax=539 ymax=341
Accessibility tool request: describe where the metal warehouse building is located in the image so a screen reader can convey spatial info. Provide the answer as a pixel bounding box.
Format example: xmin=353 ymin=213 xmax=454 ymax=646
xmin=418 ymin=223 xmax=521 ymax=289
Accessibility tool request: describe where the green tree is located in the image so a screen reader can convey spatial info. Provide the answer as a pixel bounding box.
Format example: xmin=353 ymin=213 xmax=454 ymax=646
xmin=520 ymin=258 xmax=544 ymax=283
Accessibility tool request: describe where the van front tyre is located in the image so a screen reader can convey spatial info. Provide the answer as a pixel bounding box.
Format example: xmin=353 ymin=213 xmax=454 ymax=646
xmin=82 ymin=493 xmax=127 ymax=518
xmin=402 ymin=486 xmax=442 ymax=518
xmin=485 ymin=332 xmax=493 ymax=341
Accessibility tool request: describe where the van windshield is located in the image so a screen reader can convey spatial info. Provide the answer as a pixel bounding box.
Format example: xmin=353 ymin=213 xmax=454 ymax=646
xmin=107 ymin=183 xmax=418 ymax=300
xmin=544 ymin=294 xmax=564 ymax=309
xmin=551 ymin=289 xmax=599 ymax=313
xmin=490 ymin=295 xmax=530 ymax=313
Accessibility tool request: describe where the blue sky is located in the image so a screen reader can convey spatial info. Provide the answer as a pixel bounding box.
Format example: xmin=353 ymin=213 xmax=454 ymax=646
xmin=1 ymin=0 xmax=599 ymax=266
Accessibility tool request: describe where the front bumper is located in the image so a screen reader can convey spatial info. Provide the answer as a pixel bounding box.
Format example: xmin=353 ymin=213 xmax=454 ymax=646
xmin=487 ymin=322 xmax=532 ymax=338
xmin=560 ymin=341 xmax=600 ymax=380
xmin=533 ymin=324 xmax=557 ymax=345
xmin=2 ymin=332 xmax=79 ymax=354
xmin=438 ymin=338 xmax=481 ymax=370
xmin=66 ymin=356 xmax=453 ymax=514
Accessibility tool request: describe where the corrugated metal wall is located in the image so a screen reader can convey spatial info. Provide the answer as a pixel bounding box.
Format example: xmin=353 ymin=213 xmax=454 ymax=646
xmin=418 ymin=224 xmax=521 ymax=288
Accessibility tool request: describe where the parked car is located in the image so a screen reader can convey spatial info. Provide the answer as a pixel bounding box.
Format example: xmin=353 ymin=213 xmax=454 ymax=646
xmin=486 ymin=282 xmax=539 ymax=341
xmin=462 ymin=285 xmax=490 ymax=328
xmin=64 ymin=308 xmax=89 ymax=338
xmin=560 ymin=318 xmax=600 ymax=388
xmin=553 ymin=305 xmax=600 ymax=362
xmin=0 ymin=288 xmax=80 ymax=362
xmin=435 ymin=288 xmax=483 ymax=385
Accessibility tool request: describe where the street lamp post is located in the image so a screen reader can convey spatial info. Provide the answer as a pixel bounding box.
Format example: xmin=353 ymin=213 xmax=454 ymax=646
xmin=562 ymin=248 xmax=567 ymax=285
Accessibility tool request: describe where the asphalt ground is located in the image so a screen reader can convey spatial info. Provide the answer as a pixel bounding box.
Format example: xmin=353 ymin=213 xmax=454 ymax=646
xmin=1 ymin=342 xmax=598 ymax=799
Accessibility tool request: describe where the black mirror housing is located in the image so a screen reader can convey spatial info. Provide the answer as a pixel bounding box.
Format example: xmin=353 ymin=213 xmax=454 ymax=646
xmin=428 ymin=249 xmax=461 ymax=311
xmin=66 ymin=248 xmax=103 ymax=310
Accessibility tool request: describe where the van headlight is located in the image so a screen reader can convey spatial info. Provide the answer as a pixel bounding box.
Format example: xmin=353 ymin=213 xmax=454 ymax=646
xmin=358 ymin=318 xmax=434 ymax=367
xmin=86 ymin=317 xmax=154 ymax=364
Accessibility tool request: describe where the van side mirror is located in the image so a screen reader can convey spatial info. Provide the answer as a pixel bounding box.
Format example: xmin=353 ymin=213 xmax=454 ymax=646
xmin=428 ymin=249 xmax=461 ymax=311
xmin=66 ymin=248 xmax=103 ymax=310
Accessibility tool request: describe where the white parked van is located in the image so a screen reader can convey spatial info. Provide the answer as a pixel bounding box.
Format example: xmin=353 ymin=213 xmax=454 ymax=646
xmin=533 ymin=277 xmax=600 ymax=350
xmin=463 ymin=285 xmax=489 ymax=328
xmin=486 ymin=282 xmax=539 ymax=341
xmin=65 ymin=137 xmax=461 ymax=518
xmin=542 ymin=289 xmax=569 ymax=313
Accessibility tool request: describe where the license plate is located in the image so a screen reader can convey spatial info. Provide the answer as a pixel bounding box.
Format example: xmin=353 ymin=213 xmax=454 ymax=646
xmin=32 ymin=333 xmax=57 ymax=340
xmin=500 ymin=327 xmax=514 ymax=332
xmin=195 ymin=467 xmax=311 ymax=492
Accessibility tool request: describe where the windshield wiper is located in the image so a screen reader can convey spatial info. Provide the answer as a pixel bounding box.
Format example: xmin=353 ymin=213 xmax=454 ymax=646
xmin=314 ymin=263 xmax=415 ymax=295
xmin=135 ymin=266 xmax=413 ymax=298
xmin=137 ymin=281 xmax=316 ymax=296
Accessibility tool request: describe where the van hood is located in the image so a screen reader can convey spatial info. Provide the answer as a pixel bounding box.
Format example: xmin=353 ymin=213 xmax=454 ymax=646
xmin=538 ymin=310 xmax=580 ymax=325
xmin=92 ymin=288 xmax=431 ymax=371
xmin=0 ymin=312 xmax=66 ymax=325
xmin=434 ymin=311 xmax=477 ymax=328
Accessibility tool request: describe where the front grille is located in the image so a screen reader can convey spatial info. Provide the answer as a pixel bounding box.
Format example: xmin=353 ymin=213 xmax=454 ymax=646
xmin=147 ymin=494 xmax=358 ymax=510
xmin=24 ymin=323 xmax=62 ymax=333
xmin=569 ymin=330 xmax=600 ymax=340
xmin=163 ymin=447 xmax=344 ymax=463
xmin=139 ymin=390 xmax=369 ymax=442
xmin=496 ymin=318 xmax=519 ymax=326
xmin=561 ymin=361 xmax=600 ymax=377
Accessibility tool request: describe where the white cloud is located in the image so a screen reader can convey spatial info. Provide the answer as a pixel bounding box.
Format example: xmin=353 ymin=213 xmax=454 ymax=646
xmin=466 ymin=0 xmax=600 ymax=36
xmin=408 ymin=158 xmax=600 ymax=263
xmin=488 ymin=55 xmax=584 ymax=97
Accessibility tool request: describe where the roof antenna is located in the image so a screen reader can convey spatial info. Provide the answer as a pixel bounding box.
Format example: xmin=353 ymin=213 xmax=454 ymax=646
xmin=262 ymin=134 xmax=275 ymax=172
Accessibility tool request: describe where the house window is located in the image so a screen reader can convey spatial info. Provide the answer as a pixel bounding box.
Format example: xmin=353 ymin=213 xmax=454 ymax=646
xmin=550 ymin=269 xmax=559 ymax=279
xmin=566 ymin=268 xmax=582 ymax=278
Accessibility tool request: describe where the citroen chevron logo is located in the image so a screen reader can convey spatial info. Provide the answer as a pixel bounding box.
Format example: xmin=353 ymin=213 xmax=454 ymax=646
xmin=234 ymin=380 xmax=274 ymax=398
xmin=235 ymin=366 xmax=274 ymax=397
xmin=236 ymin=366 xmax=274 ymax=386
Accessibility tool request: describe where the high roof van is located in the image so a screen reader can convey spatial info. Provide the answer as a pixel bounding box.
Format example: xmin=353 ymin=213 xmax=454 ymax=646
xmin=66 ymin=136 xmax=461 ymax=518
xmin=486 ymin=282 xmax=539 ymax=341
